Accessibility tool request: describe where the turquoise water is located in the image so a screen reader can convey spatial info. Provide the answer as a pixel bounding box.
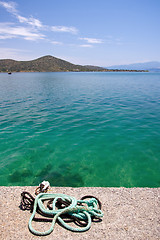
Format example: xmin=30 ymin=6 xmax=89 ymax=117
xmin=0 ymin=72 xmax=160 ymax=187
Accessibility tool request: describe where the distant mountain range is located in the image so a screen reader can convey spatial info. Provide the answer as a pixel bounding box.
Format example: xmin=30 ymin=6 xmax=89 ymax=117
xmin=107 ymin=61 xmax=160 ymax=71
xmin=0 ymin=55 xmax=147 ymax=73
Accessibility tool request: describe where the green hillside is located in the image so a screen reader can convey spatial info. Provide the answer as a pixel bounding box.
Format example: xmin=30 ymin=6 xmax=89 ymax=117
xmin=0 ymin=55 xmax=107 ymax=72
xmin=0 ymin=55 xmax=147 ymax=72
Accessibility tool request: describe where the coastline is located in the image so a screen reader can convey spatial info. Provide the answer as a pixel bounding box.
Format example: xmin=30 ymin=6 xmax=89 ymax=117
xmin=0 ymin=186 xmax=159 ymax=240
xmin=0 ymin=55 xmax=148 ymax=73
xmin=0 ymin=70 xmax=148 ymax=73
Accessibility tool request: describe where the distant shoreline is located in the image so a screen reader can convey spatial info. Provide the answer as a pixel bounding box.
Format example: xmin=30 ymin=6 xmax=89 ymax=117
xmin=0 ymin=55 xmax=148 ymax=73
xmin=0 ymin=69 xmax=148 ymax=73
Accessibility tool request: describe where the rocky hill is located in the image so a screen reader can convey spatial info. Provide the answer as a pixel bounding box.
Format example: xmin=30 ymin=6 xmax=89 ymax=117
xmin=0 ymin=55 xmax=147 ymax=73
xmin=0 ymin=55 xmax=107 ymax=72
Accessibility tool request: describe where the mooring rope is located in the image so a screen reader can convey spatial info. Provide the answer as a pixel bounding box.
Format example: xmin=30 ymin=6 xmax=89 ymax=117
xmin=28 ymin=192 xmax=103 ymax=236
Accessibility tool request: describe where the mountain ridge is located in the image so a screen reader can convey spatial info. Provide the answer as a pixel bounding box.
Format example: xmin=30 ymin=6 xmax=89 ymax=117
xmin=107 ymin=61 xmax=160 ymax=71
xmin=0 ymin=55 xmax=147 ymax=72
xmin=0 ymin=55 xmax=108 ymax=72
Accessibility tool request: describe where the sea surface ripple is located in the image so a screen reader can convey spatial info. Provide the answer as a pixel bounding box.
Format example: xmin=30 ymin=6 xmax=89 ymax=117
xmin=0 ymin=72 xmax=160 ymax=187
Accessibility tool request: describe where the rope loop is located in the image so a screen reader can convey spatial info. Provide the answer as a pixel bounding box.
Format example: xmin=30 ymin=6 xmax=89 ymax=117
xmin=28 ymin=192 xmax=103 ymax=236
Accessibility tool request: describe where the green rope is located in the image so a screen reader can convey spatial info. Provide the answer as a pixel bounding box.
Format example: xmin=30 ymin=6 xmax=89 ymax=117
xmin=28 ymin=192 xmax=103 ymax=236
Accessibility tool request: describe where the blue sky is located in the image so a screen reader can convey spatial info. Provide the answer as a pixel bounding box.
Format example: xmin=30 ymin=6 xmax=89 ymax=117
xmin=0 ymin=0 xmax=160 ymax=66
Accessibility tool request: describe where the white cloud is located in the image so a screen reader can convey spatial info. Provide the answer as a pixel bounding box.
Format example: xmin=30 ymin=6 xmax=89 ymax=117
xmin=50 ymin=40 xmax=63 ymax=45
xmin=17 ymin=15 xmax=43 ymax=28
xmin=0 ymin=1 xmax=43 ymax=28
xmin=0 ymin=34 xmax=15 ymax=39
xmin=80 ymin=37 xmax=104 ymax=44
xmin=0 ymin=1 xmax=44 ymax=41
xmin=0 ymin=1 xmax=17 ymax=14
xmin=0 ymin=0 xmax=79 ymax=47
xmin=28 ymin=17 xmax=42 ymax=28
xmin=0 ymin=23 xmax=45 ymax=41
xmin=51 ymin=26 xmax=78 ymax=34
xmin=16 ymin=15 xmax=28 ymax=23
xmin=79 ymin=44 xmax=93 ymax=48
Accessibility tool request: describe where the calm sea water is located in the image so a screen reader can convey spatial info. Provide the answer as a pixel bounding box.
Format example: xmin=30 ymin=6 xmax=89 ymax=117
xmin=0 ymin=72 xmax=160 ymax=187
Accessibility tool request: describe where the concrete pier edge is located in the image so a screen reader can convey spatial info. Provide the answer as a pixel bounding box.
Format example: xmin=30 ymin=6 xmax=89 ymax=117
xmin=0 ymin=186 xmax=160 ymax=240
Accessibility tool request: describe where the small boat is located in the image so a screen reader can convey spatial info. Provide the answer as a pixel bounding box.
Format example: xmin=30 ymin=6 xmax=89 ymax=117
xmin=8 ymin=72 xmax=12 ymax=74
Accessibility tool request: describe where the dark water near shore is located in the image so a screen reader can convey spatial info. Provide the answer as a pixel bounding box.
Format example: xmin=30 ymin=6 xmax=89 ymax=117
xmin=0 ymin=72 xmax=160 ymax=187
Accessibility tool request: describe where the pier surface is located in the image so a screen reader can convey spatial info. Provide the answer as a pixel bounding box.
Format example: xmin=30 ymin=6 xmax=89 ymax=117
xmin=0 ymin=187 xmax=160 ymax=240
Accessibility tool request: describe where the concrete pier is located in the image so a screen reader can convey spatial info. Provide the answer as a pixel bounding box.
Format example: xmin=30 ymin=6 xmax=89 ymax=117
xmin=0 ymin=187 xmax=160 ymax=240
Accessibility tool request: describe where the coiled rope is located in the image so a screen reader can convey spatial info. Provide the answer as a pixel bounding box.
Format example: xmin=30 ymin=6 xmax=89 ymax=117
xmin=28 ymin=192 xmax=103 ymax=236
